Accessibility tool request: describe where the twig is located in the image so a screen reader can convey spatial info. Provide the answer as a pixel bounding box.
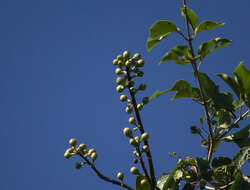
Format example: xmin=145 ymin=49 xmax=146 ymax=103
xmin=78 ymin=153 xmax=134 ymax=190
xmin=182 ymin=0 xmax=214 ymax=163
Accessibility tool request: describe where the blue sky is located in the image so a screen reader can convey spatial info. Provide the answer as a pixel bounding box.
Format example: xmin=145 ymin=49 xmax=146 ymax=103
xmin=1 ymin=0 xmax=249 ymax=190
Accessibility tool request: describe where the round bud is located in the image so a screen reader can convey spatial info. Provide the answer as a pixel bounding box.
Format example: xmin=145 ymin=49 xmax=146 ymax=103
xmin=129 ymin=117 xmax=136 ymax=125
xmin=141 ymin=133 xmax=149 ymax=142
xmin=142 ymin=97 xmax=149 ymax=105
xmin=75 ymin=162 xmax=82 ymax=169
xmin=67 ymin=147 xmax=75 ymax=153
xmin=190 ymin=126 xmax=200 ymax=134
xmin=69 ymin=138 xmax=77 ymax=147
xmin=136 ymin=71 xmax=144 ymax=77
xmin=129 ymin=138 xmax=138 ymax=146
xmin=133 ymin=158 xmax=138 ymax=164
xmin=123 ymin=51 xmax=130 ymax=61
xmin=142 ymin=145 xmax=149 ymax=152
xmin=137 ymin=59 xmax=144 ymax=67
xmin=131 ymin=66 xmax=139 ymax=73
xmin=138 ymin=83 xmax=147 ymax=91
xmin=120 ymin=94 xmax=128 ymax=102
xmin=134 ymin=136 xmax=140 ymax=143
xmin=129 ymin=87 xmax=137 ymax=94
xmin=116 ymin=85 xmax=125 ymax=93
xmin=125 ymin=60 xmax=132 ymax=67
xmin=117 ymin=54 xmax=123 ymax=61
xmin=125 ymin=106 xmax=133 ymax=114
xmin=113 ymin=59 xmax=118 ymax=66
xmin=64 ymin=150 xmax=72 ymax=159
xmin=133 ymin=53 xmax=141 ymax=61
xmin=117 ymin=60 xmax=124 ymax=67
xmin=91 ymin=152 xmax=98 ymax=161
xmin=117 ymin=172 xmax=124 ymax=181
xmin=78 ymin=143 xmax=86 ymax=151
xmin=130 ymin=166 xmax=140 ymax=175
xmin=88 ymin=148 xmax=96 ymax=155
xmin=123 ymin=127 xmax=133 ymax=138
xmin=116 ymin=77 xmax=125 ymax=85
xmin=137 ymin=104 xmax=143 ymax=111
xmin=140 ymin=179 xmax=148 ymax=185
xmin=115 ymin=68 xmax=123 ymax=75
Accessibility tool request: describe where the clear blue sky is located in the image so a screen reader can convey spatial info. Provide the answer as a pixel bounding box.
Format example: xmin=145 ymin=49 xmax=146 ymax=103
xmin=1 ymin=0 xmax=249 ymax=190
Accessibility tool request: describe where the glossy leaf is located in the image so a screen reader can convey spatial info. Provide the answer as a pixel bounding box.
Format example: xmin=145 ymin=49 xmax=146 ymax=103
xmin=136 ymin=175 xmax=150 ymax=190
xmin=198 ymin=38 xmax=231 ymax=61
xmin=195 ymin=21 xmax=224 ymax=35
xmin=149 ymin=20 xmax=178 ymax=39
xmin=234 ymin=62 xmax=250 ymax=107
xmin=147 ymin=38 xmax=162 ymax=52
xmin=217 ymin=74 xmax=241 ymax=99
xmin=160 ymin=45 xmax=191 ymax=65
xmin=212 ymin=157 xmax=232 ymax=168
xmin=181 ymin=8 xmax=199 ymax=31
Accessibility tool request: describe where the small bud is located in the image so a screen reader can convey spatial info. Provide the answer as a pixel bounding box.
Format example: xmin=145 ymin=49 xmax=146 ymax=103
xmin=64 ymin=150 xmax=72 ymax=159
xmin=120 ymin=94 xmax=128 ymax=102
xmin=134 ymin=136 xmax=140 ymax=142
xmin=125 ymin=106 xmax=133 ymax=114
xmin=78 ymin=143 xmax=86 ymax=151
xmin=138 ymin=83 xmax=147 ymax=91
xmin=123 ymin=51 xmax=130 ymax=61
xmin=140 ymin=179 xmax=148 ymax=185
xmin=131 ymin=66 xmax=139 ymax=73
xmin=91 ymin=152 xmax=98 ymax=161
xmin=113 ymin=59 xmax=118 ymax=65
xmin=117 ymin=60 xmax=124 ymax=67
xmin=136 ymin=71 xmax=144 ymax=77
xmin=137 ymin=104 xmax=143 ymax=111
xmin=75 ymin=162 xmax=82 ymax=169
xmin=67 ymin=147 xmax=75 ymax=153
xmin=129 ymin=138 xmax=138 ymax=146
xmin=137 ymin=59 xmax=144 ymax=67
xmin=142 ymin=97 xmax=149 ymax=105
xmin=129 ymin=87 xmax=137 ymax=94
xmin=88 ymin=148 xmax=96 ymax=155
xmin=116 ymin=85 xmax=125 ymax=93
xmin=142 ymin=145 xmax=149 ymax=152
xmin=123 ymin=127 xmax=133 ymax=138
xmin=69 ymin=138 xmax=77 ymax=147
xmin=116 ymin=77 xmax=125 ymax=85
xmin=129 ymin=117 xmax=136 ymax=125
xmin=133 ymin=158 xmax=138 ymax=164
xmin=190 ymin=126 xmax=200 ymax=134
xmin=130 ymin=166 xmax=140 ymax=175
xmin=115 ymin=68 xmax=123 ymax=75
xmin=133 ymin=53 xmax=141 ymax=61
xmin=117 ymin=54 xmax=123 ymax=61
xmin=125 ymin=60 xmax=132 ymax=67
xmin=141 ymin=133 xmax=149 ymax=142
xmin=117 ymin=172 xmax=124 ymax=181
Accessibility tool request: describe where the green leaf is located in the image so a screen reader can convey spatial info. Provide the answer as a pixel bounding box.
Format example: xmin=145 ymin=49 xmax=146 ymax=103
xmin=224 ymin=125 xmax=250 ymax=148
xmin=195 ymin=21 xmax=224 ymax=35
xmin=181 ymin=8 xmax=199 ymax=31
xmin=157 ymin=173 xmax=168 ymax=190
xmin=150 ymin=20 xmax=178 ymax=39
xmin=198 ymin=38 xmax=231 ymax=61
xmin=229 ymin=174 xmax=250 ymax=190
xmin=234 ymin=62 xmax=250 ymax=107
xmin=196 ymin=157 xmax=212 ymax=181
xmin=232 ymin=146 xmax=250 ymax=171
xmin=217 ymin=74 xmax=241 ymax=99
xmin=212 ymin=157 xmax=232 ymax=168
xmin=136 ymin=175 xmax=150 ymax=190
xmin=147 ymin=38 xmax=162 ymax=52
xmin=160 ymin=45 xmax=191 ymax=65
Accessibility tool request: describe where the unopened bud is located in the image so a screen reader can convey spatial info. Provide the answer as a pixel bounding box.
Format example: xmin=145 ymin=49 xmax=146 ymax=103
xmin=123 ymin=127 xmax=133 ymax=138
xmin=117 ymin=172 xmax=124 ymax=181
xmin=69 ymin=138 xmax=77 ymax=147
xmin=141 ymin=133 xmax=149 ymax=142
xmin=130 ymin=166 xmax=140 ymax=175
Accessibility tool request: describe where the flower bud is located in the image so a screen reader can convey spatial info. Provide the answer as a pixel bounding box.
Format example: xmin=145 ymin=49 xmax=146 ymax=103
xmin=115 ymin=68 xmax=123 ymax=75
xmin=141 ymin=133 xmax=149 ymax=142
xmin=113 ymin=59 xmax=118 ymax=66
xmin=123 ymin=127 xmax=133 ymax=138
xmin=64 ymin=150 xmax=72 ymax=159
xmin=129 ymin=117 xmax=136 ymax=125
xmin=131 ymin=66 xmax=139 ymax=73
xmin=117 ymin=172 xmax=124 ymax=181
xmin=142 ymin=145 xmax=149 ymax=152
xmin=138 ymin=83 xmax=147 ymax=91
xmin=142 ymin=97 xmax=149 ymax=105
xmin=133 ymin=158 xmax=138 ymax=164
xmin=69 ymin=138 xmax=77 ymax=147
xmin=136 ymin=71 xmax=144 ymax=77
xmin=137 ymin=59 xmax=144 ymax=67
xmin=125 ymin=60 xmax=132 ymax=67
xmin=117 ymin=60 xmax=124 ymax=67
xmin=190 ymin=126 xmax=200 ymax=134
xmin=129 ymin=87 xmax=137 ymax=94
xmin=120 ymin=94 xmax=127 ymax=102
xmin=133 ymin=53 xmax=141 ymax=61
xmin=78 ymin=143 xmax=86 ymax=151
xmin=125 ymin=106 xmax=133 ymax=114
xmin=129 ymin=138 xmax=138 ymax=146
xmin=91 ymin=152 xmax=98 ymax=161
xmin=116 ymin=77 xmax=125 ymax=85
xmin=137 ymin=104 xmax=143 ymax=111
xmin=140 ymin=179 xmax=148 ymax=185
xmin=116 ymin=85 xmax=125 ymax=93
xmin=123 ymin=51 xmax=130 ymax=61
xmin=75 ymin=162 xmax=82 ymax=169
xmin=88 ymin=148 xmax=96 ymax=155
xmin=130 ymin=166 xmax=140 ymax=175
xmin=117 ymin=54 xmax=123 ymax=61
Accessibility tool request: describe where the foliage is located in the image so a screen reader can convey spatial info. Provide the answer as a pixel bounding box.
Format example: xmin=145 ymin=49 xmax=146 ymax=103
xmin=64 ymin=1 xmax=250 ymax=190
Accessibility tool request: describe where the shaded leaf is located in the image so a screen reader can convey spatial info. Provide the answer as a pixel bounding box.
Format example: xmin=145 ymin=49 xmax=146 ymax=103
xmin=147 ymin=38 xmax=162 ymax=52
xmin=150 ymin=20 xmax=178 ymax=39
xmin=229 ymin=174 xmax=250 ymax=190
xmin=232 ymin=146 xmax=250 ymax=171
xmin=196 ymin=157 xmax=212 ymax=181
xmin=181 ymin=8 xmax=199 ymax=31
xmin=136 ymin=175 xmax=150 ymax=190
xmin=160 ymin=45 xmax=191 ymax=65
xmin=195 ymin=21 xmax=224 ymax=35
xmin=198 ymin=37 xmax=231 ymax=61
xmin=212 ymin=157 xmax=232 ymax=168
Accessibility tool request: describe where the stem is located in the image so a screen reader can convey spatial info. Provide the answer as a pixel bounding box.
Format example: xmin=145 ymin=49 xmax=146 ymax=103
xmin=78 ymin=153 xmax=134 ymax=190
xmin=126 ymin=68 xmax=157 ymax=189
xmin=182 ymin=0 xmax=214 ymax=162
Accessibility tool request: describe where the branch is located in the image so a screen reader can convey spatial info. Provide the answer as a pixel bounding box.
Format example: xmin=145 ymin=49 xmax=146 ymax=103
xmin=78 ymin=153 xmax=134 ymax=190
xmin=182 ymin=0 xmax=214 ymax=163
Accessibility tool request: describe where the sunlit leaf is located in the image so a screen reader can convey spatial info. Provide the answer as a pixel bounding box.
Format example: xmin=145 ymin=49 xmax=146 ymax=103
xmin=195 ymin=21 xmax=224 ymax=35
xmin=198 ymin=37 xmax=231 ymax=61
xmin=181 ymin=8 xmax=199 ymax=31
xmin=150 ymin=20 xmax=178 ymax=39
xmin=157 ymin=173 xmax=168 ymax=190
xmin=147 ymin=38 xmax=162 ymax=52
